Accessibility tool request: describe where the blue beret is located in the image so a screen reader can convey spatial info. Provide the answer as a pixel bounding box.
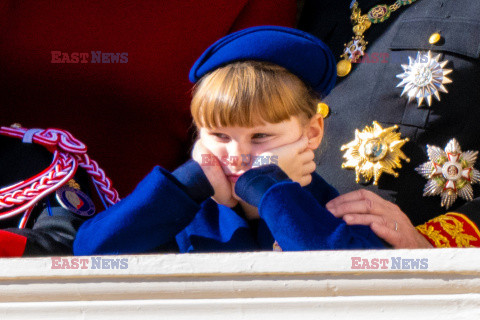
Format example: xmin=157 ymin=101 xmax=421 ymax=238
xmin=189 ymin=26 xmax=336 ymax=96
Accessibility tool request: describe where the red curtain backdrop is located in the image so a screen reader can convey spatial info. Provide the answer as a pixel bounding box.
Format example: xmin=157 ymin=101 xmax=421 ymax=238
xmin=0 ymin=0 xmax=296 ymax=195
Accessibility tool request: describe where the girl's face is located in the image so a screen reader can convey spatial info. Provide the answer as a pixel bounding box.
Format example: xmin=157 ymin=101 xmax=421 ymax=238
xmin=199 ymin=116 xmax=305 ymax=189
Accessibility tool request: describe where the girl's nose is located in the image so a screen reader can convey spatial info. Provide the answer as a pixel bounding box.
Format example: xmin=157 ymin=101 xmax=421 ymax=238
xmin=227 ymin=141 xmax=249 ymax=156
xmin=227 ymin=141 xmax=251 ymax=168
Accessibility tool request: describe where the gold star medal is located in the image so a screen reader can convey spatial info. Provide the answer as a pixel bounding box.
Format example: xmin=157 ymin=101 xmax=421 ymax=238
xmin=396 ymin=51 xmax=452 ymax=107
xmin=416 ymin=139 xmax=480 ymax=209
xmin=341 ymin=121 xmax=410 ymax=185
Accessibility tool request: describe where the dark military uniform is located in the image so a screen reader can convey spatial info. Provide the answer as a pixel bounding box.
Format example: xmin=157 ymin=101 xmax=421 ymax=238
xmin=0 ymin=132 xmax=103 ymax=256
xmin=299 ymin=0 xmax=480 ymax=246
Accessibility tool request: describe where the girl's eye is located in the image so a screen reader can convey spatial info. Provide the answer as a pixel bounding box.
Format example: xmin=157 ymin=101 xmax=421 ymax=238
xmin=211 ymin=132 xmax=230 ymax=141
xmin=252 ymin=133 xmax=271 ymax=141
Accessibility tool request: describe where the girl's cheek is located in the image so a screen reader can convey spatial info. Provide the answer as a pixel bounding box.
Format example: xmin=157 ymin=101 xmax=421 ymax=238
xmin=250 ymin=144 xmax=266 ymax=155
xmin=251 ymin=143 xmax=274 ymax=157
xmin=205 ymin=143 xmax=230 ymax=166
xmin=201 ymin=136 xmax=224 ymax=156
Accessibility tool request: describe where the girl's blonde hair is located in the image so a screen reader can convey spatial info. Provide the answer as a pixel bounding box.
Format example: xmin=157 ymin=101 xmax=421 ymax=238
xmin=191 ymin=61 xmax=320 ymax=129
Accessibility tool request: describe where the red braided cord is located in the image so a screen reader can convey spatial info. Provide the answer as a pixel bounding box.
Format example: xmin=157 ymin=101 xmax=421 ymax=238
xmin=1 ymin=127 xmax=87 ymax=154
xmin=0 ymin=152 xmax=77 ymax=219
xmin=1 ymin=151 xmax=62 ymax=194
xmin=0 ymin=126 xmax=120 ymax=224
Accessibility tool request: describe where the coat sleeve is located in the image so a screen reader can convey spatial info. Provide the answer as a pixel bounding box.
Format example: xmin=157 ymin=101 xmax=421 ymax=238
xmin=235 ymin=165 xmax=385 ymax=250
xmin=415 ymin=199 xmax=480 ymax=247
xmin=73 ymin=163 xmax=213 ymax=255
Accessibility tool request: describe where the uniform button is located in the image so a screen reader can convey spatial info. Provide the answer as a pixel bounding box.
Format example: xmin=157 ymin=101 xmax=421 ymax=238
xmin=317 ymin=102 xmax=330 ymax=118
xmin=429 ymin=32 xmax=442 ymax=45
xmin=337 ymin=59 xmax=352 ymax=77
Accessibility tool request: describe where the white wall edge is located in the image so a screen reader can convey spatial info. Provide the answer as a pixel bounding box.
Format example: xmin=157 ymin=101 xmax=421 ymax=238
xmin=0 ymin=249 xmax=479 ymax=319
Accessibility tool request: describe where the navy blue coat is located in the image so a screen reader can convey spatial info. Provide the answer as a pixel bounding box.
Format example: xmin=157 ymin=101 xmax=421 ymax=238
xmin=73 ymin=163 xmax=384 ymax=255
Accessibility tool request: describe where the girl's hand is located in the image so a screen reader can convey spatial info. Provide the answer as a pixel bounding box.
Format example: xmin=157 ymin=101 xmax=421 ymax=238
xmin=326 ymin=189 xmax=432 ymax=248
xmin=256 ymin=135 xmax=315 ymax=186
xmin=192 ymin=139 xmax=238 ymax=207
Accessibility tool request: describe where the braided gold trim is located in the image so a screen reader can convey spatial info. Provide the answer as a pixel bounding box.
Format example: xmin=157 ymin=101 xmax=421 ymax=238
xmin=416 ymin=213 xmax=479 ymax=247
xmin=416 ymin=223 xmax=450 ymax=247
xmin=448 ymin=212 xmax=480 ymax=238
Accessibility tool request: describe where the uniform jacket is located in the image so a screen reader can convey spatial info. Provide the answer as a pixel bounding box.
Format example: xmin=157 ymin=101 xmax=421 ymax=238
xmin=73 ymin=163 xmax=384 ymax=255
xmin=299 ymin=0 xmax=480 ymax=246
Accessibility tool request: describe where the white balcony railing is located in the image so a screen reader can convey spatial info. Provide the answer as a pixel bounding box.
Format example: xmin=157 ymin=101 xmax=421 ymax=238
xmin=0 ymin=249 xmax=479 ymax=319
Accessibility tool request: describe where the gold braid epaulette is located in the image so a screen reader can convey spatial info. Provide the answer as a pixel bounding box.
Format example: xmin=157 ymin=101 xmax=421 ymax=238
xmin=416 ymin=213 xmax=480 ymax=247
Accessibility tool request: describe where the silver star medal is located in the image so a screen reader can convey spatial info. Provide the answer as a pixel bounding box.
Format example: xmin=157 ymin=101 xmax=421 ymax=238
xmin=416 ymin=139 xmax=480 ymax=209
xmin=396 ymin=51 xmax=452 ymax=107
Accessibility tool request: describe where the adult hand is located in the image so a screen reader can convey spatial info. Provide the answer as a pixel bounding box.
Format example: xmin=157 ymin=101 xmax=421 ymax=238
xmin=256 ymin=135 xmax=315 ymax=186
xmin=326 ymin=189 xmax=432 ymax=248
xmin=192 ymin=139 xmax=238 ymax=207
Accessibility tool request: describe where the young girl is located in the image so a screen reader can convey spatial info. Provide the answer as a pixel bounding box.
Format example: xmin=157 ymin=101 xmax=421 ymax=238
xmin=73 ymin=26 xmax=384 ymax=255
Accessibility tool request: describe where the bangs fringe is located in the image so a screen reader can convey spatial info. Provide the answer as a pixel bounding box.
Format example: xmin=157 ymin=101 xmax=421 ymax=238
xmin=191 ymin=61 xmax=318 ymax=129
